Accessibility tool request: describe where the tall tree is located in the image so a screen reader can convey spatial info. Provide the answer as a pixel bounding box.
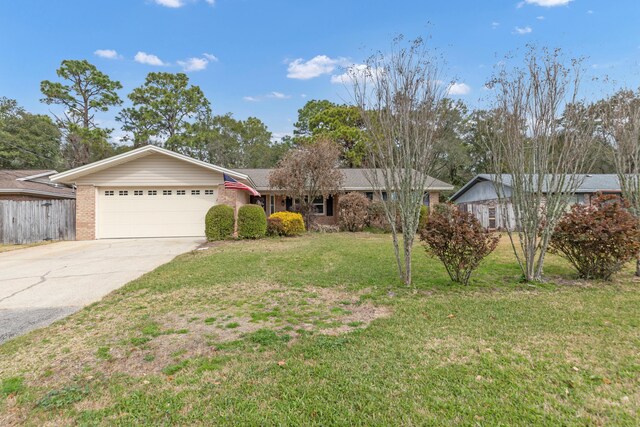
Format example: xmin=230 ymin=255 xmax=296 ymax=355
xmin=269 ymin=138 xmax=344 ymax=227
xmin=117 ymin=72 xmax=210 ymax=146
xmin=308 ymin=104 xmax=368 ymax=167
xmin=168 ymin=113 xmax=288 ymax=168
xmin=40 ymin=59 xmax=122 ymax=168
xmin=434 ymin=98 xmax=472 ymax=186
xmin=595 ymin=88 xmax=640 ymax=276
xmin=351 ymin=36 xmax=448 ymax=286
xmin=0 ymin=98 xmax=61 ymax=169
xmin=485 ymin=47 xmax=596 ymax=282
xmin=293 ymin=99 xmax=336 ymax=137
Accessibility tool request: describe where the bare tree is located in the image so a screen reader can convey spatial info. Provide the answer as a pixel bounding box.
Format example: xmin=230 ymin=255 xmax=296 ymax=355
xmin=485 ymin=46 xmax=596 ymax=282
xmin=269 ymin=138 xmax=344 ymax=227
xmin=350 ymin=36 xmax=448 ymax=286
xmin=595 ymin=88 xmax=640 ymax=276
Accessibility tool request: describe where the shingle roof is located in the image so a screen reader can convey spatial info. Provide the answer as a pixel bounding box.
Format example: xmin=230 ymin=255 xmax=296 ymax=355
xmin=450 ymin=174 xmax=621 ymax=202
xmin=0 ymin=170 xmax=75 ymax=199
xmin=234 ymin=168 xmax=454 ymax=192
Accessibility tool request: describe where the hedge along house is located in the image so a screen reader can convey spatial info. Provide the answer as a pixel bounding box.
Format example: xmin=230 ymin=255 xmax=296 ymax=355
xmin=50 ymin=145 xmax=258 ymax=240
xmin=450 ymin=174 xmax=622 ymax=230
xmin=235 ymin=168 xmax=454 ymax=226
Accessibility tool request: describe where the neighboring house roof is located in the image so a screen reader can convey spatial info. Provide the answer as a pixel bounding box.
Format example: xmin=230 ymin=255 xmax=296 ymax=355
xmin=0 ymin=169 xmax=76 ymax=199
xmin=50 ymin=145 xmax=257 ymax=188
xmin=235 ymin=168 xmax=454 ymax=192
xmin=450 ymin=174 xmax=622 ymax=202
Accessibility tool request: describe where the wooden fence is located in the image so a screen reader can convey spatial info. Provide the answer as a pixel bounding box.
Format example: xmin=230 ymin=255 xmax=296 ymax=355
xmin=0 ymin=199 xmax=76 ymax=244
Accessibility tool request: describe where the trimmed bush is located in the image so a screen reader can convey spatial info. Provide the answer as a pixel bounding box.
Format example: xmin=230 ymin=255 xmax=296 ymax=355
xmin=367 ymin=201 xmax=391 ymax=232
xmin=267 ymin=216 xmax=285 ymax=236
xmin=237 ymin=204 xmax=267 ymax=239
xmin=419 ymin=203 xmax=500 ymax=285
xmin=418 ymin=205 xmax=429 ymax=232
xmin=338 ymin=192 xmax=370 ymax=232
xmin=549 ymin=195 xmax=640 ymax=280
xmin=268 ymin=211 xmax=305 ymax=236
xmin=205 ymin=204 xmax=235 ymax=241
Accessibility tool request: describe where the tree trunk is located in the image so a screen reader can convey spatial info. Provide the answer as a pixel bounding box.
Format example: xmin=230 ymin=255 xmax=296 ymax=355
xmin=636 ymin=258 xmax=640 ymax=277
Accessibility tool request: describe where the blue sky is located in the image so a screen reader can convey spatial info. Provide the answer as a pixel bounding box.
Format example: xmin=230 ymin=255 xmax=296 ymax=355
xmin=1 ymin=0 xmax=638 ymax=142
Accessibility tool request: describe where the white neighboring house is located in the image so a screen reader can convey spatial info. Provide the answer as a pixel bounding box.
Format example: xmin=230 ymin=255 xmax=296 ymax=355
xmin=450 ymin=174 xmax=622 ymax=230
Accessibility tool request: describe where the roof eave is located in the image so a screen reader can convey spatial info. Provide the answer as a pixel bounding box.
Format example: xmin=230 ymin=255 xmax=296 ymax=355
xmin=0 ymin=188 xmax=76 ymax=199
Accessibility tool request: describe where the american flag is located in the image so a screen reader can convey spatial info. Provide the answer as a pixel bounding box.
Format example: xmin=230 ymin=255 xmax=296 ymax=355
xmin=224 ymin=174 xmax=261 ymax=197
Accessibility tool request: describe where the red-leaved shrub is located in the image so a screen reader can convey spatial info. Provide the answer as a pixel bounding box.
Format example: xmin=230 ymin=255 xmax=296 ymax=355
xmin=549 ymin=195 xmax=640 ymax=280
xmin=419 ymin=204 xmax=500 ymax=285
xmin=338 ymin=192 xmax=370 ymax=231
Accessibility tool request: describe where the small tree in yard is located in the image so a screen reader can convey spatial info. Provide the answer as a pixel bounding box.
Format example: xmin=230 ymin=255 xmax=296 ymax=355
xmin=350 ymin=36 xmax=448 ymax=286
xmin=484 ymin=46 xmax=597 ymax=282
xmin=419 ymin=204 xmax=500 ymax=285
xmin=338 ymin=192 xmax=370 ymax=231
xmin=595 ymin=89 xmax=640 ymax=276
xmin=269 ymin=137 xmax=344 ymax=228
xmin=549 ymin=195 xmax=640 ymax=280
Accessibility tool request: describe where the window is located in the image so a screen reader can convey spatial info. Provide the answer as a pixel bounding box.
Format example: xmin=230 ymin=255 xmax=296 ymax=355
xmin=270 ymin=195 xmax=275 ymax=215
xmin=381 ymin=192 xmax=388 ymax=201
xmin=488 ymin=207 xmax=496 ymax=229
xmin=134 ymin=190 xmax=143 ymax=196
xmin=177 ymin=190 xmax=186 ymax=195
xmin=312 ymin=196 xmax=324 ymax=214
xmin=104 ymin=190 xmax=114 ymax=196
xmin=118 ymin=190 xmax=128 ymax=196
xmin=191 ymin=190 xmax=200 ymax=195
xmin=148 ymin=190 xmax=157 ymax=196
xmin=365 ymin=192 xmax=374 ymax=201
xmin=205 ymin=189 xmax=215 ymax=195
xmin=163 ymin=190 xmax=172 ymax=196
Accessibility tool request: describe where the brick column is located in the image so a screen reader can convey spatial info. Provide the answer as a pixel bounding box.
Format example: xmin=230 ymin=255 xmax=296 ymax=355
xmin=216 ymin=185 xmax=240 ymax=234
xmin=429 ymin=191 xmax=440 ymax=206
xmin=76 ymin=185 xmax=96 ymax=240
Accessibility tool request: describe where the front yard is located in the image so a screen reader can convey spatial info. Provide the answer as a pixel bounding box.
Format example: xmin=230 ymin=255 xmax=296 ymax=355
xmin=1 ymin=233 xmax=638 ymax=425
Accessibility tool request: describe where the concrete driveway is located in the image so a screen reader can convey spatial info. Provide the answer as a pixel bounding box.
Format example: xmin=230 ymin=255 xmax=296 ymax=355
xmin=0 ymin=238 xmax=201 ymax=343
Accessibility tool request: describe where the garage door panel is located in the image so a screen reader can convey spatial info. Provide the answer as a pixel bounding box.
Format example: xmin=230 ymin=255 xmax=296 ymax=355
xmin=98 ymin=187 xmax=217 ymax=238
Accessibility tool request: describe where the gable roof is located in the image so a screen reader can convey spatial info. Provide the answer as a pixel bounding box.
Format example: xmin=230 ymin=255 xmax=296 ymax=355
xmin=450 ymin=174 xmax=622 ymax=202
xmin=0 ymin=170 xmax=75 ymax=199
xmin=50 ymin=145 xmax=256 ymax=187
xmin=234 ymin=168 xmax=454 ymax=192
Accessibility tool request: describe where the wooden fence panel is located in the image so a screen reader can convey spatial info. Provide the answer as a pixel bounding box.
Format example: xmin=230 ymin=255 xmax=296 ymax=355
xmin=0 ymin=199 xmax=76 ymax=244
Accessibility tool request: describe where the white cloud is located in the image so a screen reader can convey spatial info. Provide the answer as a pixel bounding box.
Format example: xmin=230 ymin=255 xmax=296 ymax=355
xmin=523 ymin=0 xmax=573 ymax=6
xmin=205 ymin=0 xmax=215 ymax=4
xmin=178 ymin=57 xmax=208 ymax=72
xmin=448 ymin=82 xmax=471 ymax=95
xmin=536 ymin=15 xmax=545 ymax=20
xmin=134 ymin=51 xmax=168 ymax=66
xmin=267 ymin=91 xmax=290 ymax=99
xmin=330 ymin=64 xmax=384 ymax=86
xmin=287 ymin=55 xmax=347 ymax=80
xmin=514 ymin=26 xmax=533 ymax=35
xmin=491 ymin=21 xmax=500 ymax=29
xmin=94 ymin=49 xmax=120 ymax=59
xmin=243 ymin=96 xmax=259 ymax=102
xmin=203 ymin=53 xmax=218 ymax=62
xmin=153 ymin=0 xmax=184 ymax=7
xmin=587 ymin=9 xmax=594 ymax=14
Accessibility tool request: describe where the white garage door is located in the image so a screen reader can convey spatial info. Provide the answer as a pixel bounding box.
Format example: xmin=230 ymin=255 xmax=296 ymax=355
xmin=97 ymin=187 xmax=218 ymax=238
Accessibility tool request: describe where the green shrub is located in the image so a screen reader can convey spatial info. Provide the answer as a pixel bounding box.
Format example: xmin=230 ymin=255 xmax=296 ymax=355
xmin=338 ymin=192 xmax=370 ymax=232
xmin=418 ymin=205 xmax=429 ymax=231
xmin=237 ymin=204 xmax=267 ymax=239
xmin=205 ymin=204 xmax=235 ymax=241
xmin=268 ymin=211 xmax=305 ymax=236
xmin=550 ymin=195 xmax=640 ymax=280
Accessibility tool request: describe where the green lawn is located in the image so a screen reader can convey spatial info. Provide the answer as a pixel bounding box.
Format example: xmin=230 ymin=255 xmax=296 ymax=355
xmin=1 ymin=233 xmax=638 ymax=425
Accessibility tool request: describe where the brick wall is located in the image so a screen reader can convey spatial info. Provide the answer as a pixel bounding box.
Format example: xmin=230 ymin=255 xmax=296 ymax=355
xmin=76 ymin=185 xmax=96 ymax=240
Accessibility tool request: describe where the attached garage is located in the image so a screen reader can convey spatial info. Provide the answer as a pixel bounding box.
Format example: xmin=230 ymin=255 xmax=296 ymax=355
xmin=97 ymin=187 xmax=218 ymax=238
xmin=50 ymin=146 xmax=255 ymax=240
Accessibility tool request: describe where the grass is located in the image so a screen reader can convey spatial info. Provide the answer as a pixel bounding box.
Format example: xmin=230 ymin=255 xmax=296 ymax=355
xmin=0 ymin=233 xmax=638 ymax=425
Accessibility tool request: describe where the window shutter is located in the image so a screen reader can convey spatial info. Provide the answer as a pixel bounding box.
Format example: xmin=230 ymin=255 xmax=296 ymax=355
xmin=326 ymin=195 xmax=334 ymax=216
